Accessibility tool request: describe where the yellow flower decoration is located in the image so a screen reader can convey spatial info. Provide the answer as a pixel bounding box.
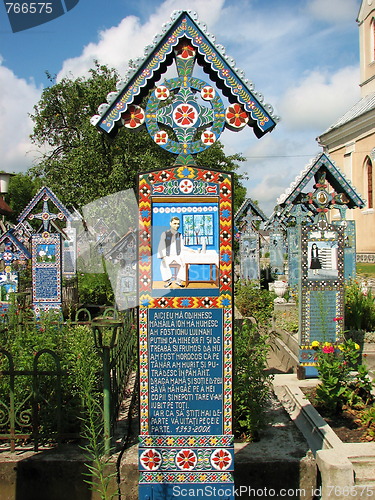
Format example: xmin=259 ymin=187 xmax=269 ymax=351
xmin=176 ymin=166 xmax=195 ymax=178
xmin=354 ymin=343 xmax=360 ymax=350
xmin=311 ymin=340 xmax=320 ymax=348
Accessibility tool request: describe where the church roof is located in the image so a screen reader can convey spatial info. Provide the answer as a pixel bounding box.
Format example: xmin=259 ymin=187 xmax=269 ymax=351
xmin=0 ymin=197 xmax=13 ymax=216
xmin=318 ymin=92 xmax=375 ymax=136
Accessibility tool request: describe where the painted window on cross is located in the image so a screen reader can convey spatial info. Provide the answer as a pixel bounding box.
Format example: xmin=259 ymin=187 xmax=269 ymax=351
xmin=182 ymin=214 xmax=214 ymax=246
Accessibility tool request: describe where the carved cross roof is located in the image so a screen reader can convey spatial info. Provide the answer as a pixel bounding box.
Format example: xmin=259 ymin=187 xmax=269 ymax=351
xmin=91 ymin=10 xmax=278 ymax=165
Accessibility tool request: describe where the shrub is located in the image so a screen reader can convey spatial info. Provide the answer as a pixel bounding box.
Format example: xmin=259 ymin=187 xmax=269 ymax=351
xmin=78 ymin=273 xmax=114 ymax=305
xmin=233 ymin=319 xmax=273 ymax=440
xmin=0 ymin=304 xmax=101 ymax=444
xmin=311 ymin=339 xmax=373 ymax=414
xmin=345 ymin=280 xmax=375 ymax=331
xmin=235 ymin=280 xmax=275 ymax=325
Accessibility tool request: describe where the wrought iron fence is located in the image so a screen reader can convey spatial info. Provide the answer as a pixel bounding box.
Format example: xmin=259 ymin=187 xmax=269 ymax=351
xmin=0 ymin=307 xmax=137 ymax=453
xmin=0 ymin=347 xmax=76 ymax=452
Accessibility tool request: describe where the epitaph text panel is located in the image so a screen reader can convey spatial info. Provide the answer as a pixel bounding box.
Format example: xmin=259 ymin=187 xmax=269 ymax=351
xmin=148 ymin=308 xmax=223 ymax=435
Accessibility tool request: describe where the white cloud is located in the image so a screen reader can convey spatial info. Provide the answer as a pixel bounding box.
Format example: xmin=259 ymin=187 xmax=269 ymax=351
xmin=0 ymin=0 xmax=362 ymax=217
xmin=307 ymin=0 xmax=360 ymax=24
xmin=0 ymin=62 xmax=42 ymax=173
xmin=57 ymin=0 xmax=226 ymax=81
xmin=277 ymin=66 xmax=360 ymax=131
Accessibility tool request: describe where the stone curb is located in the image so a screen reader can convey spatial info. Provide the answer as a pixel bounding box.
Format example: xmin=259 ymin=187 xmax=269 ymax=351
xmin=273 ymin=374 xmax=375 ymax=500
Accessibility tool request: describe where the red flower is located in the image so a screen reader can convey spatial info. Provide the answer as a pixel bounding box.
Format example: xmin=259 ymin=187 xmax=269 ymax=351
xmin=176 ymin=449 xmax=197 ymax=470
xmin=225 ymin=103 xmax=248 ymax=128
xmin=322 ymin=345 xmax=335 ymax=354
xmin=140 ymin=449 xmax=162 ymax=471
xmin=176 ymin=43 xmax=195 ymax=59
xmin=211 ymin=449 xmax=232 ymax=470
xmin=173 ymin=104 xmax=197 ymax=127
xmin=121 ymin=105 xmax=145 ymax=129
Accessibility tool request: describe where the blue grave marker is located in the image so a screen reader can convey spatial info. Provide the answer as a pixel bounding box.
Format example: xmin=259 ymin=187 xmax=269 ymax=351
xmin=92 ymin=10 xmax=278 ymax=498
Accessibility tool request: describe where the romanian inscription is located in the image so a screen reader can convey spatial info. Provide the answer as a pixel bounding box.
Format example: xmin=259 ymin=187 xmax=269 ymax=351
xmin=34 ymin=267 xmax=59 ymax=300
xmin=308 ymin=290 xmax=337 ymax=342
xmin=148 ymin=308 xmax=223 ymax=435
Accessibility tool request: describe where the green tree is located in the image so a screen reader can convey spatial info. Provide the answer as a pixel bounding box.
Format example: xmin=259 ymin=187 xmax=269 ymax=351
xmin=29 ymin=63 xmax=247 ymax=211
xmin=29 ymin=64 xmax=171 ymax=209
xmin=4 ymin=173 xmax=41 ymax=223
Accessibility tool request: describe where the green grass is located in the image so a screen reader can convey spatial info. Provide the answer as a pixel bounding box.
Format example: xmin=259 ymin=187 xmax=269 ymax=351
xmin=357 ymin=263 xmax=375 ymax=278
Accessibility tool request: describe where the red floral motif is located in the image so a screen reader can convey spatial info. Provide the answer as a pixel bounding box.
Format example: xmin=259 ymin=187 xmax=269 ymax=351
xmin=176 ymin=449 xmax=197 ymax=470
xmin=175 ymin=43 xmax=196 ymax=59
xmin=155 ymin=86 xmax=170 ymax=100
xmin=154 ymin=131 xmax=168 ymax=144
xmin=201 ymin=86 xmax=215 ymax=100
xmin=140 ymin=449 xmax=162 ymax=471
xmin=322 ymin=345 xmax=335 ymax=354
xmin=121 ymin=105 xmax=145 ymax=129
xmin=225 ymin=103 xmax=249 ymax=129
xmin=179 ymin=179 xmax=194 ymax=193
xmin=210 ymin=449 xmax=232 ymax=471
xmin=201 ymin=131 xmax=216 ymax=144
xmin=173 ymin=104 xmax=198 ymax=127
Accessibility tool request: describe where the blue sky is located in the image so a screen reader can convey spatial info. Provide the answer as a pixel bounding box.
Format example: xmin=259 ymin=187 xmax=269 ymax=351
xmin=0 ymin=0 xmax=362 ymax=215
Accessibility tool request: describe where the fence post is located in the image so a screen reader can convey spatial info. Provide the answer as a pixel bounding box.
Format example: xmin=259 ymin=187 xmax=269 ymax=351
xmin=92 ymin=318 xmax=122 ymax=456
xmin=102 ymin=346 xmax=111 ymax=456
xmin=0 ymin=349 xmax=16 ymax=452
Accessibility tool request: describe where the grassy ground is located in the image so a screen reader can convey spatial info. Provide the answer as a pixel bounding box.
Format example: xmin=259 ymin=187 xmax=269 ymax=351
xmin=356 ymin=263 xmax=375 ymax=278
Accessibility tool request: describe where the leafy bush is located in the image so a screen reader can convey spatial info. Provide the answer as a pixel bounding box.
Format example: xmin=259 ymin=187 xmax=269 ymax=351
xmin=361 ymin=406 xmax=375 ymax=439
xmin=345 ymin=280 xmax=375 ymax=331
xmin=311 ymin=339 xmax=373 ymax=414
xmin=0 ymin=304 xmax=101 ymax=444
xmin=233 ymin=319 xmax=273 ymax=440
xmin=78 ymin=273 xmax=114 ymax=305
xmin=235 ymin=280 xmax=275 ymax=325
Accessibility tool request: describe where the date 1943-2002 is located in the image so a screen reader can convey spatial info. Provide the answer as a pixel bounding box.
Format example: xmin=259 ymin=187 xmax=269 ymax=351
xmin=5 ymin=3 xmax=54 ymax=14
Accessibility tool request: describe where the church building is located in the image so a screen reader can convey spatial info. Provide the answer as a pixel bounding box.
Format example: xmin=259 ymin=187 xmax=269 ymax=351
xmin=317 ymin=0 xmax=375 ymax=260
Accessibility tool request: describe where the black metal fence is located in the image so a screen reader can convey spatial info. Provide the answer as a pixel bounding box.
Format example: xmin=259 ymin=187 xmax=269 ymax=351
xmin=0 ymin=307 xmax=137 ymax=453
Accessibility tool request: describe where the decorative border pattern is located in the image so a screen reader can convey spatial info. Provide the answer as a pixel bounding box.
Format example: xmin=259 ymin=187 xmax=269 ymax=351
xmin=139 ymin=434 xmax=233 ymax=448
xmin=139 ymin=447 xmax=233 ymax=472
xmin=138 ymin=167 xmax=233 ymax=437
xmin=139 ymin=471 xmax=233 ymax=484
xmin=300 ymin=225 xmax=345 ymax=347
xmin=357 ymin=253 xmax=375 ymax=263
